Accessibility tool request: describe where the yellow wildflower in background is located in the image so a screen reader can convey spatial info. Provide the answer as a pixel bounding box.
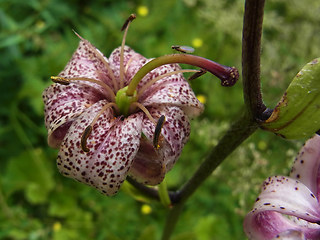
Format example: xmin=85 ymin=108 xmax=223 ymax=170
xmin=192 ymin=38 xmax=203 ymax=48
xmin=137 ymin=6 xmax=149 ymax=17
xmin=53 ymin=221 xmax=62 ymax=232
xmin=141 ymin=204 xmax=152 ymax=215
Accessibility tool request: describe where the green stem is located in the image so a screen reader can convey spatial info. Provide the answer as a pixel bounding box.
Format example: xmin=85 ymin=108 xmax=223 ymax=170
xmin=161 ymin=202 xmax=184 ymax=240
xmin=126 ymin=54 xmax=238 ymax=96
xmin=158 ymin=178 xmax=172 ymax=207
xmin=178 ymin=113 xmax=258 ymax=203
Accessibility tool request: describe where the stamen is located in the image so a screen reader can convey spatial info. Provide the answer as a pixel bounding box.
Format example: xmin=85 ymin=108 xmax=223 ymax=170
xmin=73 ymin=31 xmax=118 ymax=91
xmin=80 ymin=102 xmax=118 ymax=152
xmin=171 ymin=45 xmax=195 ymax=54
xmin=130 ymin=102 xmax=156 ymax=124
xmin=136 ymin=69 xmax=201 ymax=99
xmin=51 ymin=76 xmax=116 ymax=102
xmin=153 ymin=115 xmax=166 ymax=149
xmin=124 ymin=54 xmax=139 ymax=75
xmin=120 ymin=14 xmax=136 ymax=89
xmin=188 ymin=69 xmax=207 ymax=81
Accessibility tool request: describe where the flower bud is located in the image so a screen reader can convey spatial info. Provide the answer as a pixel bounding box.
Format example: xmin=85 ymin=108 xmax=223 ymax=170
xmin=261 ymin=58 xmax=320 ymax=139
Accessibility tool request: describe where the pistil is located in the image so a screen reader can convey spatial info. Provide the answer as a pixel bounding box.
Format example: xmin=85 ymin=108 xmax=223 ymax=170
xmin=136 ymin=69 xmax=202 ymax=99
xmin=126 ymin=54 xmax=239 ymax=96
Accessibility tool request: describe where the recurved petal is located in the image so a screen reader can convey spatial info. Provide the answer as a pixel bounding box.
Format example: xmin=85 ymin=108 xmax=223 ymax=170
xmin=43 ymin=83 xmax=105 ymax=148
xmin=141 ymin=106 xmax=190 ymax=172
xmin=59 ymin=38 xmax=115 ymax=94
xmin=244 ymin=176 xmax=320 ymax=240
xmin=108 ymin=46 xmax=146 ymax=87
xmin=57 ymin=100 xmax=142 ymax=196
xmin=129 ymin=137 xmax=166 ymax=185
xmin=141 ymin=76 xmax=204 ymax=118
xmin=244 ymin=211 xmax=319 ymax=240
xmin=290 ymin=134 xmax=320 ymax=198
xmin=271 ymin=230 xmax=306 ymax=240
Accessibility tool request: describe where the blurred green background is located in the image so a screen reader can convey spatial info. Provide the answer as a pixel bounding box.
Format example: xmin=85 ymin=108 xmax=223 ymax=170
xmin=1 ymin=0 xmax=320 ymax=239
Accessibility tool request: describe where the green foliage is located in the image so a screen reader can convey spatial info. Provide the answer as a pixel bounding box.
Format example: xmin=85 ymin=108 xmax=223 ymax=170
xmin=0 ymin=0 xmax=318 ymax=239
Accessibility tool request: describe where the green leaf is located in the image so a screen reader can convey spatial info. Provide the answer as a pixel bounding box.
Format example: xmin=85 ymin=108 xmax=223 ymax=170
xmin=261 ymin=58 xmax=320 ymax=139
xmin=3 ymin=149 xmax=54 ymax=204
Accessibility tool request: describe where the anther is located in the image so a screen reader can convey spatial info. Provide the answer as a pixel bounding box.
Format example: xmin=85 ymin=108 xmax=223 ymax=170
xmin=81 ymin=125 xmax=92 ymax=152
xmin=171 ymin=45 xmax=194 ymax=54
xmin=121 ymin=14 xmax=136 ymax=31
xmin=119 ymin=14 xmax=136 ymax=89
xmin=188 ymin=69 xmax=207 ymax=81
xmin=153 ymin=115 xmax=166 ymax=149
xmin=51 ymin=76 xmax=70 ymax=85
xmin=80 ymin=102 xmax=118 ymax=152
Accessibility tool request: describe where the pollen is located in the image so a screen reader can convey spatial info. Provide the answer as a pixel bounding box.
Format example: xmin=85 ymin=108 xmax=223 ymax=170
xmin=141 ymin=204 xmax=152 ymax=215
xmin=137 ymin=6 xmax=149 ymax=17
xmin=192 ymin=38 xmax=203 ymax=48
xmin=197 ymin=94 xmax=206 ymax=104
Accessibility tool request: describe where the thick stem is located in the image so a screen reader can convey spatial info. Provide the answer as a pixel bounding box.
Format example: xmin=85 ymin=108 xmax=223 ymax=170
xmin=126 ymin=54 xmax=238 ymax=96
xmin=242 ymin=0 xmax=266 ymax=119
xmin=160 ymin=3 xmax=266 ymax=238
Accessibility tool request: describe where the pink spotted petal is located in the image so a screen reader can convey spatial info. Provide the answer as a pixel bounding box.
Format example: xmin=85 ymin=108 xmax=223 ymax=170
xmin=244 ymin=211 xmax=320 ymax=240
xmin=290 ymin=135 xmax=320 ymax=198
xmin=43 ymin=83 xmax=105 ymax=148
xmin=59 ymin=38 xmax=115 ymax=93
xmin=108 ymin=46 xmax=146 ymax=87
xmin=129 ymin=137 xmax=166 ymax=185
xmin=141 ymin=79 xmax=204 ymax=118
xmin=271 ymin=230 xmax=306 ymax=240
xmin=57 ymin=100 xmax=142 ymax=196
xmin=244 ymin=176 xmax=320 ymax=240
xmin=140 ymin=106 xmax=190 ymax=172
xmin=128 ymin=105 xmax=189 ymax=185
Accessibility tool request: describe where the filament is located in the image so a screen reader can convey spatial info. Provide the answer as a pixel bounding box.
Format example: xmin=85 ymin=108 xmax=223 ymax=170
xmin=130 ymin=102 xmax=156 ymax=124
xmin=73 ymin=31 xmax=118 ymax=91
xmin=51 ymin=76 xmax=116 ymax=102
xmin=80 ymin=102 xmax=118 ymax=152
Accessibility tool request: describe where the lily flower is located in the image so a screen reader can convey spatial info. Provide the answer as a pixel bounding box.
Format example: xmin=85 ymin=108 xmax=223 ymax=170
xmin=42 ymin=15 xmax=239 ymax=196
xmin=244 ymin=134 xmax=320 ymax=239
